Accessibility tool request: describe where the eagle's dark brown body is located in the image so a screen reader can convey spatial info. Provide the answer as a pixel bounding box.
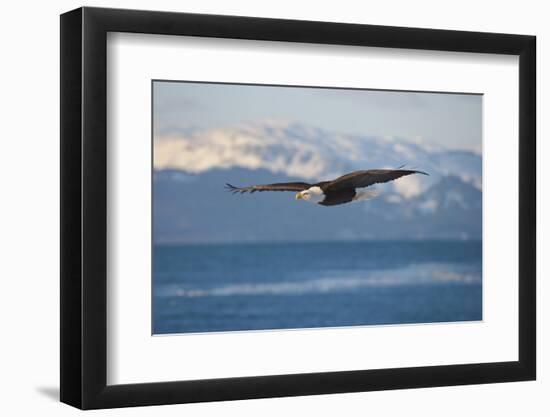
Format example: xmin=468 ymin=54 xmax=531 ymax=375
xmin=317 ymin=187 xmax=356 ymax=206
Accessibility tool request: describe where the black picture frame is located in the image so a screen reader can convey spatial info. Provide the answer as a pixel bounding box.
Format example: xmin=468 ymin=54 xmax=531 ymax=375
xmin=60 ymin=6 xmax=536 ymax=410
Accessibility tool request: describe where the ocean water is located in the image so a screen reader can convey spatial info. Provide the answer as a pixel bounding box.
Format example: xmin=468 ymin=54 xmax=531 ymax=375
xmin=153 ymin=240 xmax=482 ymax=334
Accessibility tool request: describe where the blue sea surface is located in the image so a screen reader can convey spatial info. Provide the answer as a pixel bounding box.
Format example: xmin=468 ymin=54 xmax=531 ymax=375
xmin=153 ymin=240 xmax=482 ymax=334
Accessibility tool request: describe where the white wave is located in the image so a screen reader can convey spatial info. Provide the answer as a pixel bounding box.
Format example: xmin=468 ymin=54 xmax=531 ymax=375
xmin=157 ymin=263 xmax=481 ymax=298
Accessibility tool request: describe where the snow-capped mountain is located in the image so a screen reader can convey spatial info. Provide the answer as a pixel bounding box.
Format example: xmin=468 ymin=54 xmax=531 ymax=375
xmin=152 ymin=120 xmax=482 ymax=243
xmin=154 ymin=120 xmax=481 ymax=199
xmin=413 ymin=176 xmax=482 ymax=214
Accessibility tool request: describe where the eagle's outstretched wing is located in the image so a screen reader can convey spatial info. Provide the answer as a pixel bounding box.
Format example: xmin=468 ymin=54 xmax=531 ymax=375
xmin=225 ymin=182 xmax=311 ymax=194
xmin=324 ymin=169 xmax=428 ymax=191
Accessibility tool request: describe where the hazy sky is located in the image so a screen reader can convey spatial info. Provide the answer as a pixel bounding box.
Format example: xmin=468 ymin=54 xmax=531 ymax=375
xmin=153 ymin=81 xmax=482 ymax=152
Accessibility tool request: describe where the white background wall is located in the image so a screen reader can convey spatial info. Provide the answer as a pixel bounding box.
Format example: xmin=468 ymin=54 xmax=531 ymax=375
xmin=0 ymin=0 xmax=545 ymax=415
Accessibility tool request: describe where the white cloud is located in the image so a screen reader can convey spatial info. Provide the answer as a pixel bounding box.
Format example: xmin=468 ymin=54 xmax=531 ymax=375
xmin=392 ymin=175 xmax=424 ymax=199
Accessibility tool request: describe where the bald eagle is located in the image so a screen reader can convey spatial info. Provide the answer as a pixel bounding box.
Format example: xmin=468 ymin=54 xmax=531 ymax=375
xmin=226 ymin=169 xmax=428 ymax=207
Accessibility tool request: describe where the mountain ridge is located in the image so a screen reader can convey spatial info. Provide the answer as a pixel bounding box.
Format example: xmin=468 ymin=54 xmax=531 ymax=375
xmin=154 ymin=167 xmax=481 ymax=243
xmin=154 ymin=120 xmax=481 ymax=199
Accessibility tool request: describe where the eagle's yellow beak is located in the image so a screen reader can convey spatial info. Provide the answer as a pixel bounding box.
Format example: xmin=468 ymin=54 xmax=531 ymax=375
xmin=295 ymin=193 xmax=303 ymax=200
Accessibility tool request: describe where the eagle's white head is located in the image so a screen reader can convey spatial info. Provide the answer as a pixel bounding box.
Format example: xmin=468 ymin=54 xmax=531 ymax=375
xmin=295 ymin=186 xmax=325 ymax=204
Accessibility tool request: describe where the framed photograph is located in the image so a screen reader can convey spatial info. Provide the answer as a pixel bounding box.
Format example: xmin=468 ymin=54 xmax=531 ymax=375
xmin=60 ymin=6 xmax=536 ymax=409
